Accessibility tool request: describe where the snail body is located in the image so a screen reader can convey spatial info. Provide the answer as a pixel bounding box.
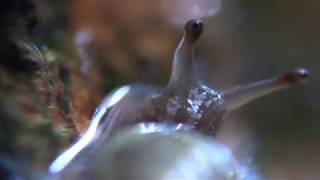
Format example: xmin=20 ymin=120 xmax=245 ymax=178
xmin=102 ymin=20 xmax=225 ymax=137
xmin=49 ymin=19 xmax=309 ymax=175
xmin=98 ymin=19 xmax=309 ymax=138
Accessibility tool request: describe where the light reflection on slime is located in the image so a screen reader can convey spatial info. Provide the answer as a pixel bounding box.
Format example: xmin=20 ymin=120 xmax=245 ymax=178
xmin=48 ymin=86 xmax=130 ymax=174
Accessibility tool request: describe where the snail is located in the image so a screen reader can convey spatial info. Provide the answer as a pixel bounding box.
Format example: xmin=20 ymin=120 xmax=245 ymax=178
xmin=49 ymin=19 xmax=309 ymax=174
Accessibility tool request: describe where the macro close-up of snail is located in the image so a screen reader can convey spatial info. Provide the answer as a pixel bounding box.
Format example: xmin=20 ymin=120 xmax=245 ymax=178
xmin=48 ymin=19 xmax=309 ymax=180
xmin=2 ymin=0 xmax=320 ymax=179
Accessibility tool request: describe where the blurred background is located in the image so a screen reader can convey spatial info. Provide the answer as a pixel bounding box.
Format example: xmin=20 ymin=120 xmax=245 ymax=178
xmin=0 ymin=0 xmax=319 ymax=179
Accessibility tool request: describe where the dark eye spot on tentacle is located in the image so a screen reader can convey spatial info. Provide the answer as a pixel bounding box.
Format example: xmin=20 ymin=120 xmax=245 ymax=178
xmin=296 ymin=68 xmax=309 ymax=78
xmin=184 ymin=19 xmax=204 ymax=42
xmin=278 ymin=68 xmax=310 ymax=85
xmin=192 ymin=20 xmax=203 ymax=29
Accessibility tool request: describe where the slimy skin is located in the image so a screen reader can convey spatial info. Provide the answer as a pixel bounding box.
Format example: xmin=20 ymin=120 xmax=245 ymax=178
xmin=48 ymin=19 xmax=309 ymax=175
xmin=100 ymin=19 xmax=309 ymax=137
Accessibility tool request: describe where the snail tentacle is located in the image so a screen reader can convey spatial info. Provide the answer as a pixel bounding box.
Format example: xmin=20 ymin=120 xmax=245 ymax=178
xmin=222 ymin=68 xmax=309 ymax=111
xmin=167 ymin=19 xmax=203 ymax=88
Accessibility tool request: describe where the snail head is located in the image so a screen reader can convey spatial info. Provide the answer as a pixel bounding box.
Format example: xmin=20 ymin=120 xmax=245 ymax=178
xmin=184 ymin=19 xmax=204 ymax=43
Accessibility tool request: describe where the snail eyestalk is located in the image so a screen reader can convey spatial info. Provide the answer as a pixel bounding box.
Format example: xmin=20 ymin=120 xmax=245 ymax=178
xmin=223 ymin=68 xmax=310 ymax=111
xmin=168 ymin=19 xmax=203 ymax=88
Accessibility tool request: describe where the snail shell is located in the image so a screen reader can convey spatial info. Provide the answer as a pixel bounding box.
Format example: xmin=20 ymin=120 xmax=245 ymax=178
xmin=57 ymin=123 xmax=240 ymax=180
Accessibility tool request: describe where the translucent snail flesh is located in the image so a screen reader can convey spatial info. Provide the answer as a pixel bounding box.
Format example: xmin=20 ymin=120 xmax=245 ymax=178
xmin=48 ymin=19 xmax=309 ymax=175
xmin=99 ymin=19 xmax=309 ymax=138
